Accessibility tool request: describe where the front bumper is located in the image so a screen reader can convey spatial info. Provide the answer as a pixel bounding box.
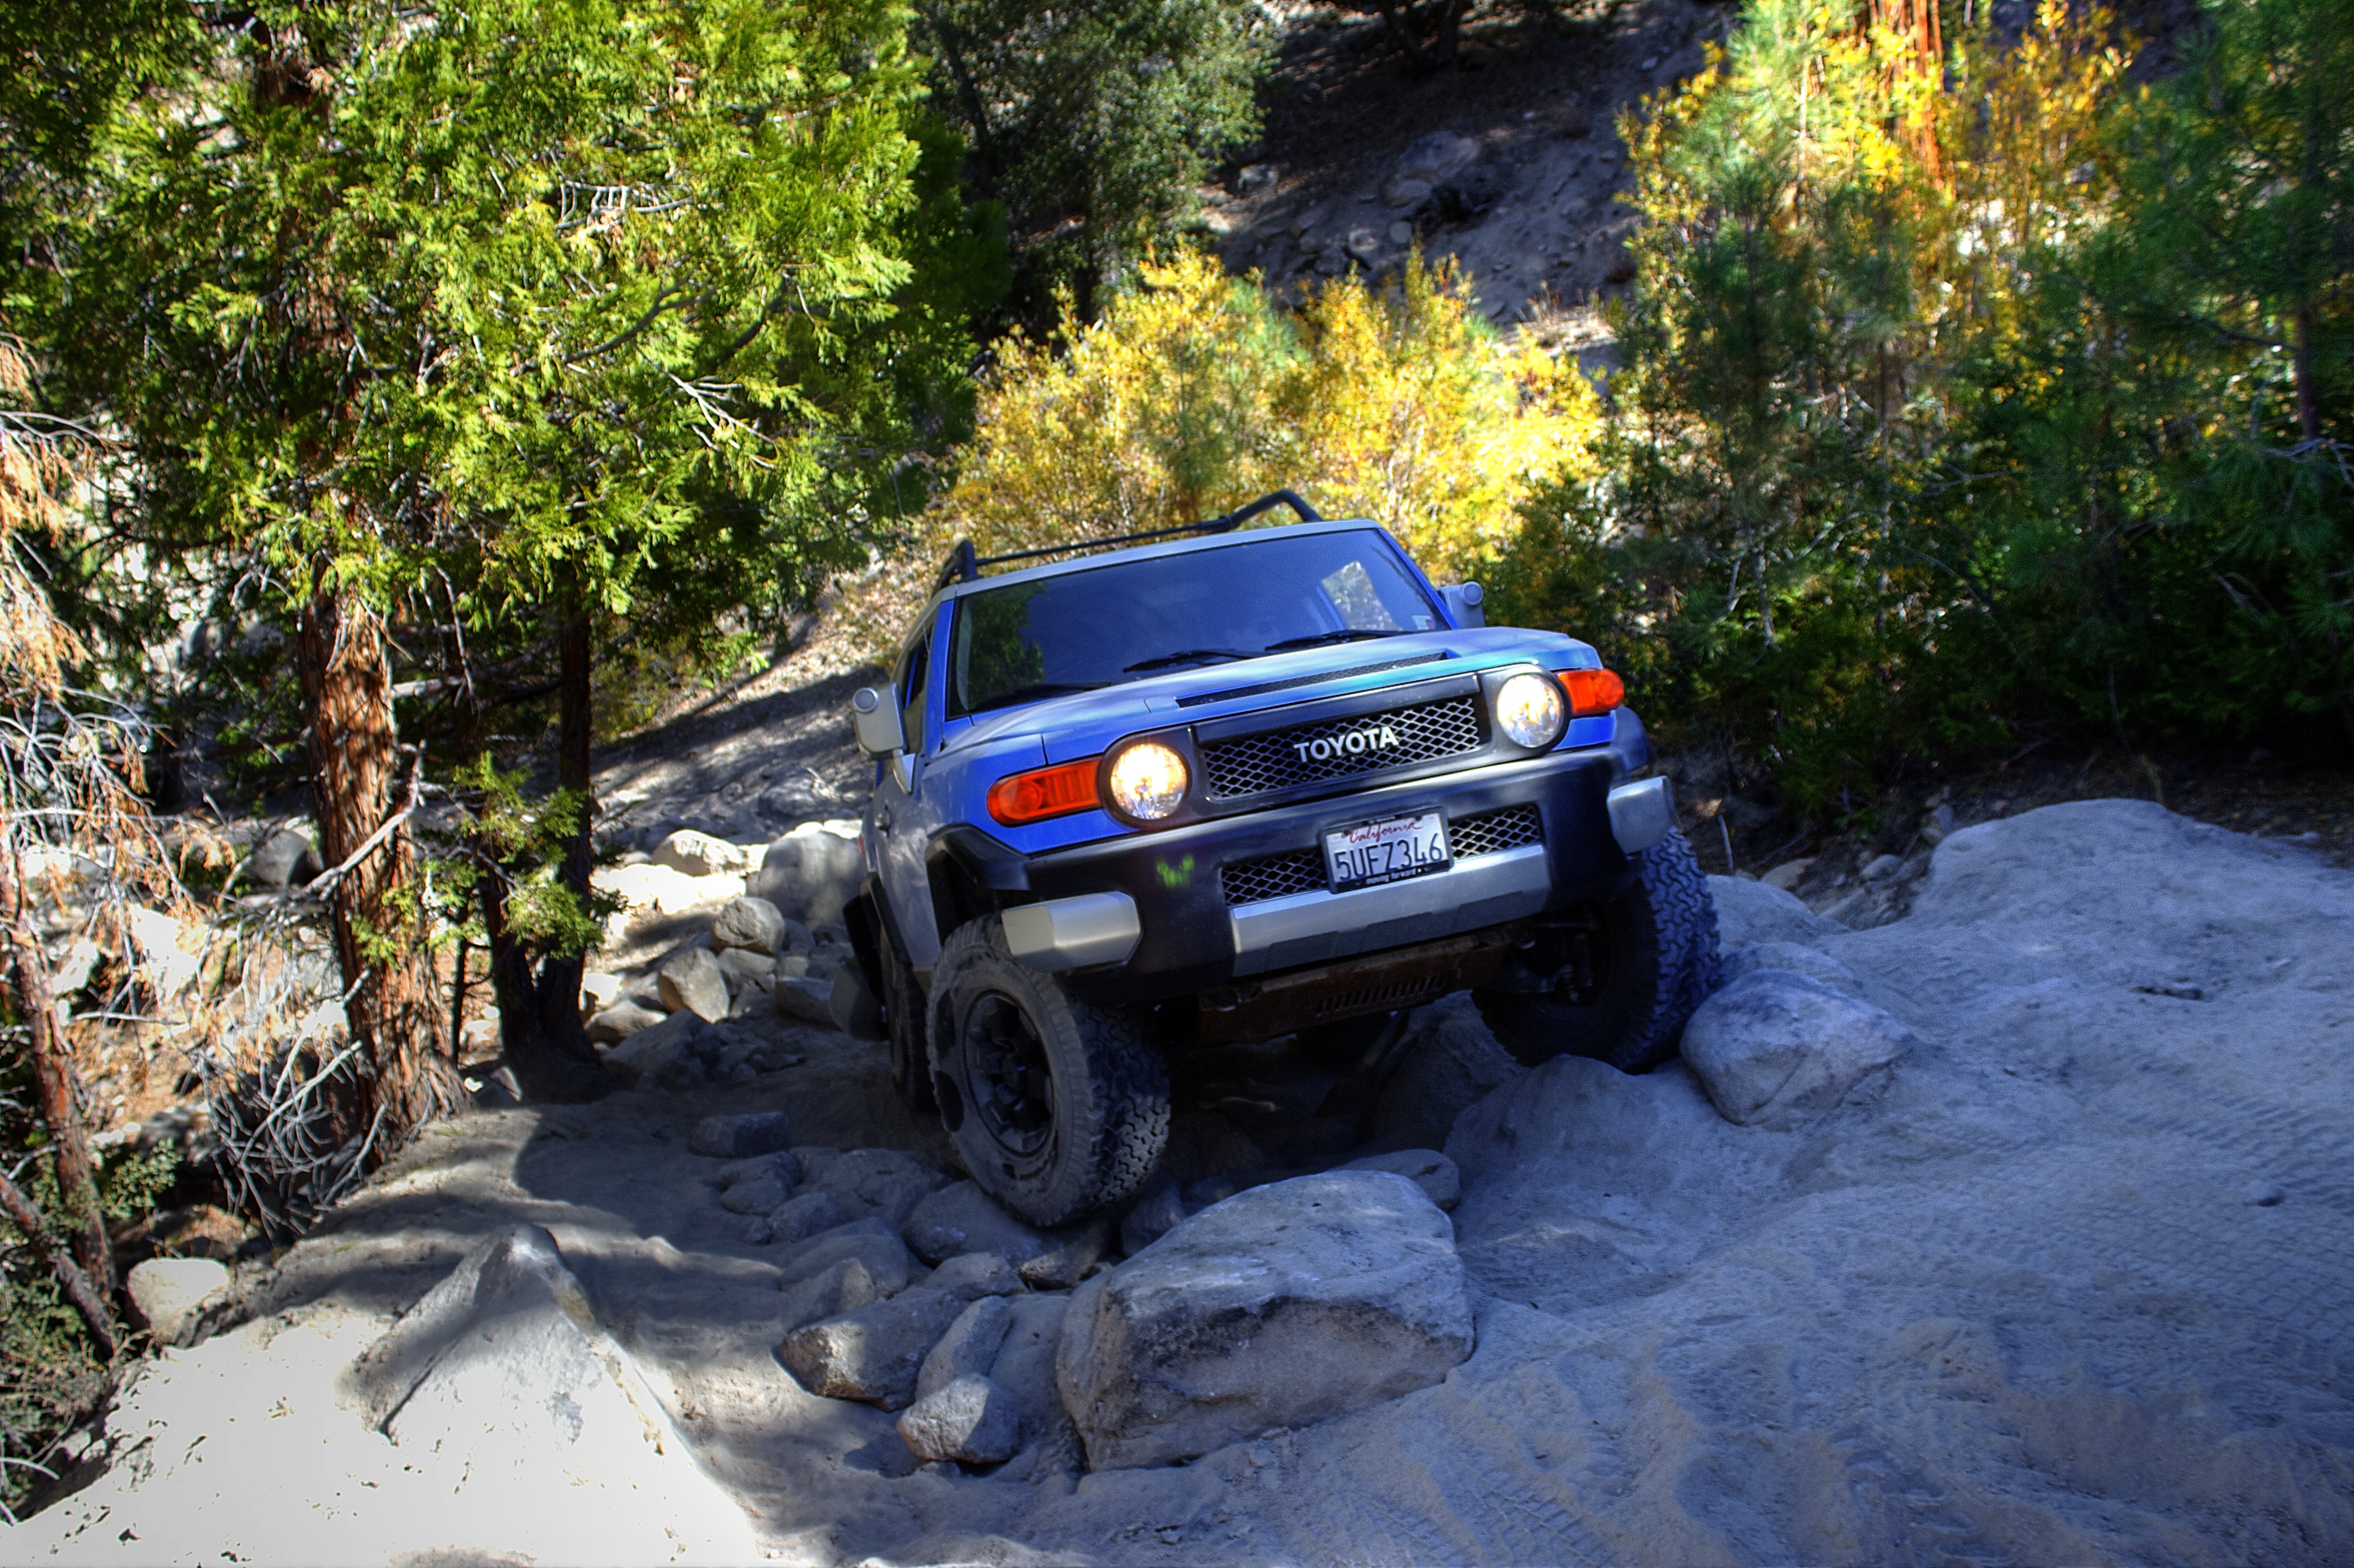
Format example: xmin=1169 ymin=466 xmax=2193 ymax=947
xmin=1021 ymin=745 xmax=1638 ymax=1008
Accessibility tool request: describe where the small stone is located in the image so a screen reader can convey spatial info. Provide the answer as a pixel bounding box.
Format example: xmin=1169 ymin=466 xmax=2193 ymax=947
xmin=1861 ymin=853 xmax=1904 ymax=882
xmin=1388 ymin=221 xmax=1414 ymax=243
xmin=715 ymin=1150 xmax=802 ymax=1191
xmin=244 ymin=826 xmax=322 ymax=889
xmin=780 ymin=1287 xmax=977 ymax=1408
xmin=819 ymin=1149 xmax=952 ymax=1227
xmin=1018 ymin=1216 xmax=1112 ymax=1291
xmin=720 ymin=1171 xmax=793 ymax=1215
xmin=658 ymin=947 xmax=731 ymax=1022
xmin=768 ymin=1190 xmax=851 ymax=1245
xmin=127 ymin=1257 xmax=232 ymax=1344
xmin=1760 ymin=858 xmax=1815 ymax=892
xmin=711 ymin=896 xmax=790 ymax=955
xmin=604 ymin=1010 xmax=705 ymax=1085
xmin=779 ymin=1257 xmax=887 ymax=1332
xmin=774 ymin=974 xmax=835 ymax=1025
xmin=742 ymin=1216 xmax=776 ymax=1245
xmin=715 ymin=947 xmax=776 ymax=991
xmin=586 ymin=1000 xmax=664 ymax=1044
xmin=1681 ymin=969 xmax=1913 ymax=1129
xmin=688 ymin=1110 xmax=794 ymax=1159
xmin=777 ymin=1219 xmax=915 ymax=1297
xmin=916 ymin=1295 xmax=1015 ymax=1401
xmin=903 ymin=1182 xmax=1061 ymax=1267
xmin=653 ymin=829 xmax=756 ymax=878
xmin=924 ymin=1252 xmax=1024 ymax=1301
xmin=896 ymin=1374 xmax=1022 ymax=1464
xmin=984 ymin=1292 xmax=1072 ymax=1444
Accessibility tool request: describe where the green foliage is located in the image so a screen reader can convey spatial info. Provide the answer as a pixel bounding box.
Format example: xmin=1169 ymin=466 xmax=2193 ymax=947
xmin=448 ymin=755 xmax=616 ymax=961
xmin=911 ymin=0 xmax=1267 ymax=318
xmin=1488 ymin=0 xmax=2354 ymax=812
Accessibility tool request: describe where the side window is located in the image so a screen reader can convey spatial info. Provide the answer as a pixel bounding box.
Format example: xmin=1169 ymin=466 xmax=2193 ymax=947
xmin=898 ymin=621 xmax=932 ymax=753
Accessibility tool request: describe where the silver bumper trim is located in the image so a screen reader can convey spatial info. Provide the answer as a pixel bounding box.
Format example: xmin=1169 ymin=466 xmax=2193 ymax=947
xmin=1606 ymin=777 xmax=1674 ymax=854
xmin=1228 ymin=843 xmax=1551 ymax=977
xmin=1004 ymin=891 xmax=1143 ymax=972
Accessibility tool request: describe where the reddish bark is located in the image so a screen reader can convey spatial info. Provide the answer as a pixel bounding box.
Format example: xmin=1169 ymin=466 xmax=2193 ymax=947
xmin=294 ymin=583 xmax=462 ymax=1155
xmin=0 ymin=851 xmax=114 ymax=1300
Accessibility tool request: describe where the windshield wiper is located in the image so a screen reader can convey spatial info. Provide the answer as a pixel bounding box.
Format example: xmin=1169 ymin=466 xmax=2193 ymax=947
xmin=967 ymin=681 xmax=1109 ymax=714
xmin=1122 ymin=648 xmax=1257 ymax=673
xmin=1262 ymin=629 xmax=1407 ymax=653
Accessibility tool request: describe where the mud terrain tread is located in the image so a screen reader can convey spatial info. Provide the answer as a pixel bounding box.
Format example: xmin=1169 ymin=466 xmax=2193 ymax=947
xmin=930 ymin=917 xmax=1170 ymax=1226
xmin=1474 ymin=828 xmax=1721 ymax=1073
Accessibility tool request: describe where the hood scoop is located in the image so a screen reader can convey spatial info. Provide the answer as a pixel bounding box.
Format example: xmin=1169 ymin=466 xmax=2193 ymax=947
xmin=1175 ymin=649 xmax=1453 ymax=709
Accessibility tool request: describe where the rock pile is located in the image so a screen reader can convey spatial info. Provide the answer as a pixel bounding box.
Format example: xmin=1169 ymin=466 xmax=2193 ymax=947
xmin=683 ymin=1110 xmax=1480 ymax=1476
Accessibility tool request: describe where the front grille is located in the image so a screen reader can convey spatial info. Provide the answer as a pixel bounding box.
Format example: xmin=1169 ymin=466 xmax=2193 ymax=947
xmin=1450 ymin=803 xmax=1544 ymax=859
xmin=1199 ymin=695 xmax=1483 ymax=801
xmin=1220 ymin=848 xmax=1325 ymax=907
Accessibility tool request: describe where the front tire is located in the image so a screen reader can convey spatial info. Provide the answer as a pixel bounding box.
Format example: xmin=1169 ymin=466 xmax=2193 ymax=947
xmin=928 ymin=917 xmax=1170 ymax=1226
xmin=1474 ymin=828 xmax=1722 ymax=1072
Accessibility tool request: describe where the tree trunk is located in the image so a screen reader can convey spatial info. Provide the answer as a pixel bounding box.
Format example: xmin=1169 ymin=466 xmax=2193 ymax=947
xmin=0 ymin=852 xmax=114 ymax=1300
xmin=295 ymin=581 xmax=462 ymax=1159
xmin=0 ymin=1165 xmax=115 ymax=1358
xmin=1866 ymin=0 xmax=1944 ymax=177
xmin=485 ymin=603 xmax=610 ymax=1103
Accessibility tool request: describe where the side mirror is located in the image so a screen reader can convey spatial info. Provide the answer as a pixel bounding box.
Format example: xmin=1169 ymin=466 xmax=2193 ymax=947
xmin=1441 ymin=581 xmax=1485 ymax=629
xmin=852 ymin=685 xmax=906 ymax=757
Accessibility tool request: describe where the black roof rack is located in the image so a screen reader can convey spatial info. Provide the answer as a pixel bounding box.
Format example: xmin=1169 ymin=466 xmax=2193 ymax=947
xmin=932 ymin=490 xmax=1323 ymax=593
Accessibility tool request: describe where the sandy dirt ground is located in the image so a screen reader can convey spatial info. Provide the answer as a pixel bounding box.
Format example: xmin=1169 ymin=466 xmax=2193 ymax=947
xmin=9 ymin=796 xmax=2350 ymax=1566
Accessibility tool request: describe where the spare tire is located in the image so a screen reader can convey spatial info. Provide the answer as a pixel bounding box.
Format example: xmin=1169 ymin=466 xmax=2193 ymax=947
xmin=1473 ymin=828 xmax=1722 ymax=1072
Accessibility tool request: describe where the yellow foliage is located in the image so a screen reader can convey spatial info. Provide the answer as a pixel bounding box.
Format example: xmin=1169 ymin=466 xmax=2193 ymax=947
xmin=842 ymin=250 xmax=1600 ymax=655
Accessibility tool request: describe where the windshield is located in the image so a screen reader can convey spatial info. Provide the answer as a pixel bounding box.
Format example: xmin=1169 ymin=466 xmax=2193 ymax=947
xmin=947 ymin=529 xmax=1442 ymax=718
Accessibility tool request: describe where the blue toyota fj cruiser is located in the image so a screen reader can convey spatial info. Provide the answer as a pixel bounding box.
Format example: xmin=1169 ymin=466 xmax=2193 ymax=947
xmin=840 ymin=492 xmax=1720 ymax=1225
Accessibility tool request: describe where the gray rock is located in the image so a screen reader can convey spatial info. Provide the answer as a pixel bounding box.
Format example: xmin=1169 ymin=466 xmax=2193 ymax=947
xmin=586 ymin=1000 xmax=665 ymax=1044
xmin=126 ymin=1257 xmax=231 ymax=1345
xmin=903 ymin=1182 xmax=1062 ymax=1267
xmin=1862 ymin=852 xmax=1905 ymax=882
xmin=773 ymin=974 xmax=836 ymax=1026
xmin=1018 ymin=1217 xmax=1112 ymax=1291
xmin=1340 ymin=1149 xmax=1461 ymax=1211
xmin=1709 ymin=873 xmax=1847 ymax=949
xmin=776 ymin=1219 xmax=914 ymax=1297
xmin=818 ymin=1148 xmax=952 ymax=1226
xmin=779 ymin=1286 xmax=977 ymax=1408
xmin=897 ymin=1374 xmax=1022 ymax=1464
xmin=688 ymin=1110 xmax=793 ymax=1159
xmin=924 ymin=1251 xmax=1024 ymax=1301
xmin=1118 ymin=1173 xmax=1187 ymax=1257
xmin=779 ymin=1257 xmax=888 ymax=1332
xmin=789 ymin=1145 xmax=842 ymax=1185
xmin=720 ymin=1172 xmax=793 ymax=1215
xmin=715 ymin=946 xmax=777 ymax=992
xmin=653 ymin=829 xmax=755 ymax=878
xmin=658 ymin=948 xmax=731 ymax=1023
xmin=244 ymin=826 xmax=322 ymax=889
xmin=1372 ymin=994 xmax=1525 ymax=1151
xmin=768 ymin=1190 xmax=850 ymax=1245
xmin=916 ymin=1295 xmax=1015 ymax=1401
xmin=1057 ymin=1170 xmax=1475 ymax=1470
xmin=604 ymin=1010 xmax=706 ymax=1085
xmin=715 ymin=1149 xmax=802 ymax=1192
xmin=748 ymin=826 xmax=864 ymax=928
xmin=711 ymin=896 xmax=789 ymax=956
xmin=1718 ymin=941 xmax=1866 ymax=994
xmin=1680 ymin=969 xmax=1913 ymax=1129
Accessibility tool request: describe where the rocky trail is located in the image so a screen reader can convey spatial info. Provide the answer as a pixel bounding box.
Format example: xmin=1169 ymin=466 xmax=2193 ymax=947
xmin=12 ymin=791 xmax=2352 ymax=1566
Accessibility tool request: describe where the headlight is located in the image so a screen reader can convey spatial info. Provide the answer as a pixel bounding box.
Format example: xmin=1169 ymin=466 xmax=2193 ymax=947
xmin=1106 ymin=742 xmax=1189 ymax=820
xmin=1494 ymin=672 xmax=1568 ymax=748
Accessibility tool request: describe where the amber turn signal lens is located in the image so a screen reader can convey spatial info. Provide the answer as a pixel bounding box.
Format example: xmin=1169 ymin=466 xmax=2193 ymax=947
xmin=987 ymin=758 xmax=1102 ymax=825
xmin=1557 ymin=667 xmax=1625 ymax=716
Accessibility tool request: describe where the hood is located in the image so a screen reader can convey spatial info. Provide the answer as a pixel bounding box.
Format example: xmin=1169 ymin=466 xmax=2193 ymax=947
xmin=943 ymin=627 xmax=1596 ymax=765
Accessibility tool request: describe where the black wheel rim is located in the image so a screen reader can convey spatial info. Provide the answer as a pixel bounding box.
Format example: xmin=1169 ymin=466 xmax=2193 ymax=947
xmin=962 ymin=991 xmax=1056 ymax=1158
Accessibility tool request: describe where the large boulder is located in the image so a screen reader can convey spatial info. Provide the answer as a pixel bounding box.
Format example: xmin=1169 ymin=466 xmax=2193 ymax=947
xmin=1709 ymin=874 xmax=1846 ymax=950
xmin=657 ymin=948 xmax=730 ymax=1023
xmin=244 ymin=825 xmax=323 ymax=889
xmin=748 ymin=824 xmax=864 ymax=928
xmin=711 ymin=896 xmax=789 ymax=956
xmin=776 ymin=1219 xmax=915 ymax=1297
xmin=1679 ymin=968 xmax=1913 ymax=1129
xmin=126 ymin=1258 xmax=231 ymax=1345
xmin=915 ymin=1295 xmax=1015 ymax=1402
xmin=585 ymin=999 xmax=664 ymax=1045
xmin=601 ymin=1010 xmax=706 ymax=1086
xmin=778 ymin=1258 xmax=891 ymax=1332
xmin=984 ymin=1292 xmax=1074 ymax=1444
xmin=1056 ymin=1170 xmax=1476 ymax=1470
xmin=595 ymin=861 xmax=743 ymax=918
xmin=903 ymin=1182 xmax=1063 ymax=1268
xmin=652 ymin=829 xmax=758 ymax=879
xmin=766 ymin=1191 xmax=850 ymax=1245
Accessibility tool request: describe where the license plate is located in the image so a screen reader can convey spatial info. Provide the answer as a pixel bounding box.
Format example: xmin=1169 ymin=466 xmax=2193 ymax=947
xmin=1324 ymin=811 xmax=1451 ymax=893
